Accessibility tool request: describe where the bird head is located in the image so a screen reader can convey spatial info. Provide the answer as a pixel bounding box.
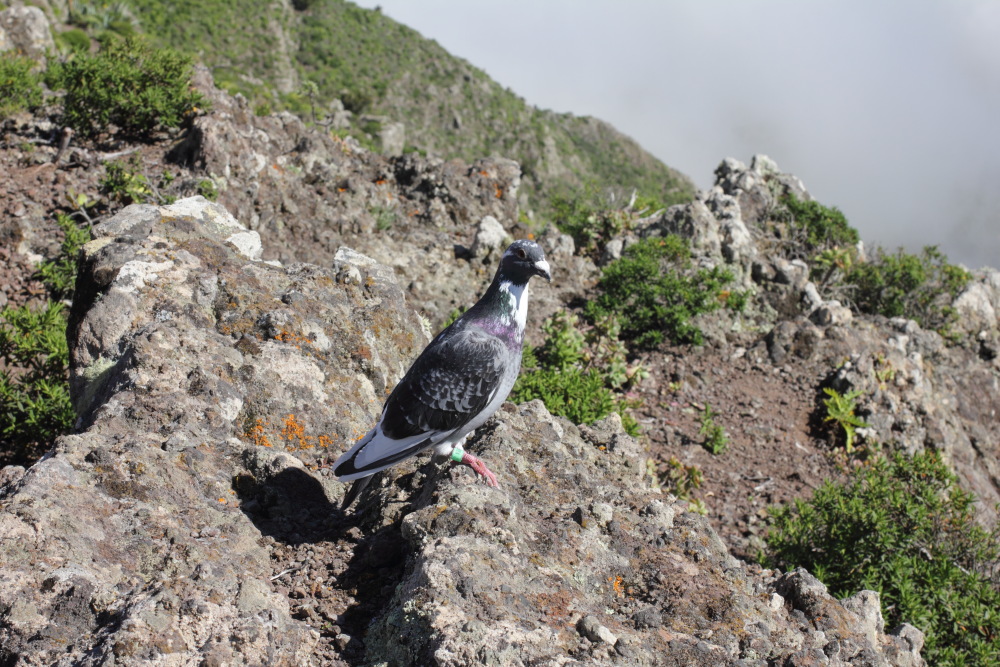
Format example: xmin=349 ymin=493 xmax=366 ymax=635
xmin=499 ymin=240 xmax=551 ymax=285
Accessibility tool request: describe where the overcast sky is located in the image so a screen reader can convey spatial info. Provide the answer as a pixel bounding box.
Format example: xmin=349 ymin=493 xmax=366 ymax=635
xmin=353 ymin=0 xmax=1000 ymax=270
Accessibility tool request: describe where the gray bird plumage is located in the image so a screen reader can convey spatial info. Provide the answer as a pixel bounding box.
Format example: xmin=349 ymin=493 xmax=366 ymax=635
xmin=334 ymin=240 xmax=551 ymax=509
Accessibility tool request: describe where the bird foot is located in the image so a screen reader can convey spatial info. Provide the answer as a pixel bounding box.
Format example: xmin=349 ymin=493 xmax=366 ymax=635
xmin=459 ymin=453 xmax=499 ymax=487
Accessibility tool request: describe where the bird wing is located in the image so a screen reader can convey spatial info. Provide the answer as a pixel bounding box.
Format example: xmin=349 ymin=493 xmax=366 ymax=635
xmin=333 ymin=325 xmax=510 ymax=480
xmin=382 ymin=324 xmax=510 ymax=438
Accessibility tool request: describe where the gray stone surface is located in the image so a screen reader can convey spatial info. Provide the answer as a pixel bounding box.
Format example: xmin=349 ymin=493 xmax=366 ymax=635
xmin=0 ymin=6 xmax=55 ymax=63
xmin=0 ymin=198 xmax=926 ymax=665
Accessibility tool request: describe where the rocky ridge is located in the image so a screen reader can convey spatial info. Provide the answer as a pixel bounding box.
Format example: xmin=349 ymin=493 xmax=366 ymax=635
xmin=0 ymin=197 xmax=926 ymax=665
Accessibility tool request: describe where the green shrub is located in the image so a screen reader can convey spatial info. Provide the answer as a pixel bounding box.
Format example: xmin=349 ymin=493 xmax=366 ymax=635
xmin=781 ymin=194 xmax=859 ymax=251
xmin=37 ymin=213 xmax=92 ymax=301
xmin=821 ymin=387 xmax=869 ymax=452
xmin=196 ymin=178 xmax=219 ymax=201
xmin=762 ymin=450 xmax=1000 ymax=666
xmin=56 ymin=29 xmax=93 ymax=54
xmin=845 ymin=246 xmax=970 ymax=332
xmin=550 ymin=188 xmax=662 ymax=257
xmin=648 ymin=456 xmax=705 ymax=513
xmin=0 ymin=302 xmax=75 ymax=465
xmin=0 ymin=213 xmax=91 ymax=465
xmin=511 ymin=312 xmax=641 ymax=435
xmin=585 ymin=236 xmax=742 ymax=348
xmin=699 ymin=404 xmax=728 ymax=455
xmin=100 ymin=156 xmax=153 ymax=204
xmin=551 ymin=191 xmax=628 ymax=256
xmin=69 ymin=1 xmax=137 ymax=35
xmin=46 ymin=36 xmax=205 ymax=139
xmin=0 ymin=52 xmax=44 ymax=118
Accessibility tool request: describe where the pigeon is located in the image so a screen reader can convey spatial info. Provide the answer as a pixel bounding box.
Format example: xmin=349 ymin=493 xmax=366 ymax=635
xmin=334 ymin=239 xmax=552 ymax=509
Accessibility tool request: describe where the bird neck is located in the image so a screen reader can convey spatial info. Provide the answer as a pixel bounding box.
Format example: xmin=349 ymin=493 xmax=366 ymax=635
xmin=470 ymin=275 xmax=530 ymax=344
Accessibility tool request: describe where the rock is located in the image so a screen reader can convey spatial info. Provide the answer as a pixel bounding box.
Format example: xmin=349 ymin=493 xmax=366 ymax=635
xmin=364 ymin=399 xmax=923 ymax=665
xmin=469 ymin=215 xmax=510 ymax=261
xmin=600 ymin=236 xmax=625 ymax=265
xmin=0 ymin=198 xmax=427 ymax=664
xmin=577 ymin=615 xmax=618 ymax=645
xmin=11 ymin=191 xmax=921 ymax=665
xmin=0 ymin=7 xmax=55 ymax=64
xmin=379 ymin=121 xmax=406 ymax=156
xmin=169 ymin=70 xmax=529 ymax=329
xmin=952 ymin=280 xmax=997 ymax=334
xmin=640 ymin=199 xmax=722 ymax=257
xmin=809 ymin=300 xmax=853 ymax=327
xmin=774 ymin=258 xmax=810 ymax=288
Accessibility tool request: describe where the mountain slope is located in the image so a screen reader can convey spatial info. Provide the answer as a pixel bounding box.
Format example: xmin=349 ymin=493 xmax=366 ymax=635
xmin=127 ymin=0 xmax=695 ymax=213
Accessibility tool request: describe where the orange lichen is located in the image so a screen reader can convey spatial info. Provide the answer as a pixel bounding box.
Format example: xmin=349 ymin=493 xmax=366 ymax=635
xmin=245 ymin=417 xmax=272 ymax=448
xmin=281 ymin=414 xmax=314 ymax=450
xmin=608 ymin=575 xmax=626 ymax=598
xmin=494 ymin=184 xmax=503 ymax=199
xmin=275 ymin=329 xmax=309 ymax=346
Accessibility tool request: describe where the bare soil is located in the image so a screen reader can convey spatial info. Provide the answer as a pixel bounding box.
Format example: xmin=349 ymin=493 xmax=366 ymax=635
xmin=633 ymin=339 xmax=851 ymax=560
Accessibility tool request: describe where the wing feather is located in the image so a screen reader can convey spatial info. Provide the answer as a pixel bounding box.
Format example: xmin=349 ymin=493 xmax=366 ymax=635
xmin=383 ymin=325 xmax=509 ymax=438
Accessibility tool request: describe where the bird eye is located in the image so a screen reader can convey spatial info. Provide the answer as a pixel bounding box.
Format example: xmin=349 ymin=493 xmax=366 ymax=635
xmin=516 ymin=248 xmax=527 ymax=259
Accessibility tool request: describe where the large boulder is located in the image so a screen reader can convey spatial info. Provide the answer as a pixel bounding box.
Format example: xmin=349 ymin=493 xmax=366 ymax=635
xmin=0 ymin=6 xmax=55 ymax=64
xmin=0 ymin=197 xmax=426 ymax=664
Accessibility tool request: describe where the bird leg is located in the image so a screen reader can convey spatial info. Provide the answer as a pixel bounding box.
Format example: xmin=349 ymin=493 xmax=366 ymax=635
xmin=450 ymin=443 xmax=499 ymax=487
xmin=459 ymin=452 xmax=499 ymax=487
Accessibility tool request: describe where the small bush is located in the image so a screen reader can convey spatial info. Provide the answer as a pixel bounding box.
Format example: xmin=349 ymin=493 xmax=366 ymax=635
xmin=648 ymin=456 xmax=705 ymax=512
xmin=0 ymin=214 xmax=90 ymax=465
xmin=585 ymin=236 xmax=742 ymax=348
xmin=550 ymin=188 xmax=660 ymax=257
xmin=56 ymin=29 xmax=93 ymax=54
xmin=196 ymin=178 xmax=219 ymax=201
xmin=69 ymin=1 xmax=136 ymax=34
xmin=762 ymin=450 xmax=1000 ymax=667
xmin=37 ymin=213 xmax=92 ymax=301
xmin=100 ymin=156 xmax=153 ymax=204
xmin=0 ymin=52 xmax=44 ymax=118
xmin=845 ymin=246 xmax=970 ymax=332
xmin=699 ymin=404 xmax=728 ymax=455
xmin=781 ymin=194 xmax=859 ymax=251
xmin=821 ymin=387 xmax=869 ymax=452
xmin=46 ymin=36 xmax=205 ymax=139
xmin=0 ymin=303 xmax=75 ymax=465
xmin=511 ymin=312 xmax=641 ymax=435
xmin=551 ymin=193 xmax=628 ymax=257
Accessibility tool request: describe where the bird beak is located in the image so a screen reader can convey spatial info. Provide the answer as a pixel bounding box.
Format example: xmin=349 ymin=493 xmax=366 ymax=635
xmin=534 ymin=259 xmax=552 ymax=282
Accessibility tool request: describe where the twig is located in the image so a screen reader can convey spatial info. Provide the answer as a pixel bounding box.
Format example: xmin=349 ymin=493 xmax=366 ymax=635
xmin=270 ymin=566 xmax=302 ymax=581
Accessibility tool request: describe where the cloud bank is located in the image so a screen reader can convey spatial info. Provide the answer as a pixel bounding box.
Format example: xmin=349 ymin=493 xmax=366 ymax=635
xmin=355 ymin=0 xmax=1000 ymax=270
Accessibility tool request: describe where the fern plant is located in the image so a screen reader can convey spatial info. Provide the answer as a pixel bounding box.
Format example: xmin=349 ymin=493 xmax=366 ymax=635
xmin=699 ymin=404 xmax=729 ymax=455
xmin=821 ymin=387 xmax=869 ymax=452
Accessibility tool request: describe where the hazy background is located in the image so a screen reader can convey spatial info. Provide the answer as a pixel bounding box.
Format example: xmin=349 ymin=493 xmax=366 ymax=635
xmin=353 ymin=0 xmax=999 ymax=270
